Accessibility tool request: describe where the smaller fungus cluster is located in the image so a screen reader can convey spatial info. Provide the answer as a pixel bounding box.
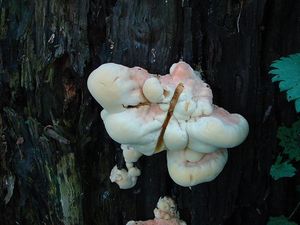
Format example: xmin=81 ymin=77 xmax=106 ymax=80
xmin=126 ymin=196 xmax=186 ymax=225
xmin=87 ymin=61 xmax=249 ymax=188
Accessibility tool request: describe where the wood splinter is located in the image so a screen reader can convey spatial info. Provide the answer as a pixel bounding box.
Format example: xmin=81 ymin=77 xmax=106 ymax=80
xmin=155 ymin=83 xmax=184 ymax=152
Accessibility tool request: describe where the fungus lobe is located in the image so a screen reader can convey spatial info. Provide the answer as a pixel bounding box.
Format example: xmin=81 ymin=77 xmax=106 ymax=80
xmin=87 ymin=61 xmax=249 ymax=188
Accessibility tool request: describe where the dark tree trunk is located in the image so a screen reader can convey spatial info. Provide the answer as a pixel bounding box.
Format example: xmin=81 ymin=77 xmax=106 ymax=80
xmin=1 ymin=1 xmax=300 ymax=225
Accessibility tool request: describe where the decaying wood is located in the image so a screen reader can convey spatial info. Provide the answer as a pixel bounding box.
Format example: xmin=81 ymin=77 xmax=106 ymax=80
xmin=0 ymin=0 xmax=300 ymax=225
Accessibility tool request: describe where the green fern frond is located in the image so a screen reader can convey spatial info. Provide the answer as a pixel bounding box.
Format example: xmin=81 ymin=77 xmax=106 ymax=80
xmin=269 ymin=53 xmax=300 ymax=112
xmin=267 ymin=216 xmax=297 ymax=225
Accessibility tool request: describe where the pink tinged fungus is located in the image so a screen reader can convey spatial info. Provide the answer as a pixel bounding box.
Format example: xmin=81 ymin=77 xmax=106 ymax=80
xmin=87 ymin=63 xmax=150 ymax=113
xmin=109 ymin=165 xmax=141 ymax=189
xmin=186 ymin=106 xmax=249 ymax=153
xmin=101 ymin=107 xmax=164 ymax=155
xmin=87 ymin=61 xmax=249 ymax=189
xmin=109 ymin=145 xmax=143 ymax=189
xmin=167 ymin=149 xmax=228 ymax=187
xmin=143 ymin=77 xmax=164 ymax=103
xmin=126 ymin=197 xmax=187 ymax=225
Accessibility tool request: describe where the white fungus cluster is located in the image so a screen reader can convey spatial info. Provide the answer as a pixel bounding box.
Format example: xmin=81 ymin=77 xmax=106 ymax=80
xmin=87 ymin=61 xmax=249 ymax=188
xmin=126 ymin=196 xmax=187 ymax=225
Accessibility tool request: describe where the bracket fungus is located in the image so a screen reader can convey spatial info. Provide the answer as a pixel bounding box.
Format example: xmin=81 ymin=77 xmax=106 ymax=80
xmin=87 ymin=61 xmax=249 ymax=188
xmin=126 ymin=196 xmax=187 ymax=225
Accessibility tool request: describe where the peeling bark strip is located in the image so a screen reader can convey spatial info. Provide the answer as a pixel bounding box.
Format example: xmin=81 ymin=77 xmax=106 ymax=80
xmin=57 ymin=153 xmax=83 ymax=225
xmin=155 ymin=83 xmax=184 ymax=152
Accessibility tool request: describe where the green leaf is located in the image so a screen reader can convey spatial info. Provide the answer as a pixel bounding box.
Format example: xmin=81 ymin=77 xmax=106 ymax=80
xmin=269 ymin=53 xmax=300 ymax=113
xmin=277 ymin=120 xmax=300 ymax=161
xmin=267 ymin=216 xmax=298 ymax=225
xmin=270 ymin=158 xmax=296 ymax=180
xmin=296 ymin=99 xmax=300 ymax=112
